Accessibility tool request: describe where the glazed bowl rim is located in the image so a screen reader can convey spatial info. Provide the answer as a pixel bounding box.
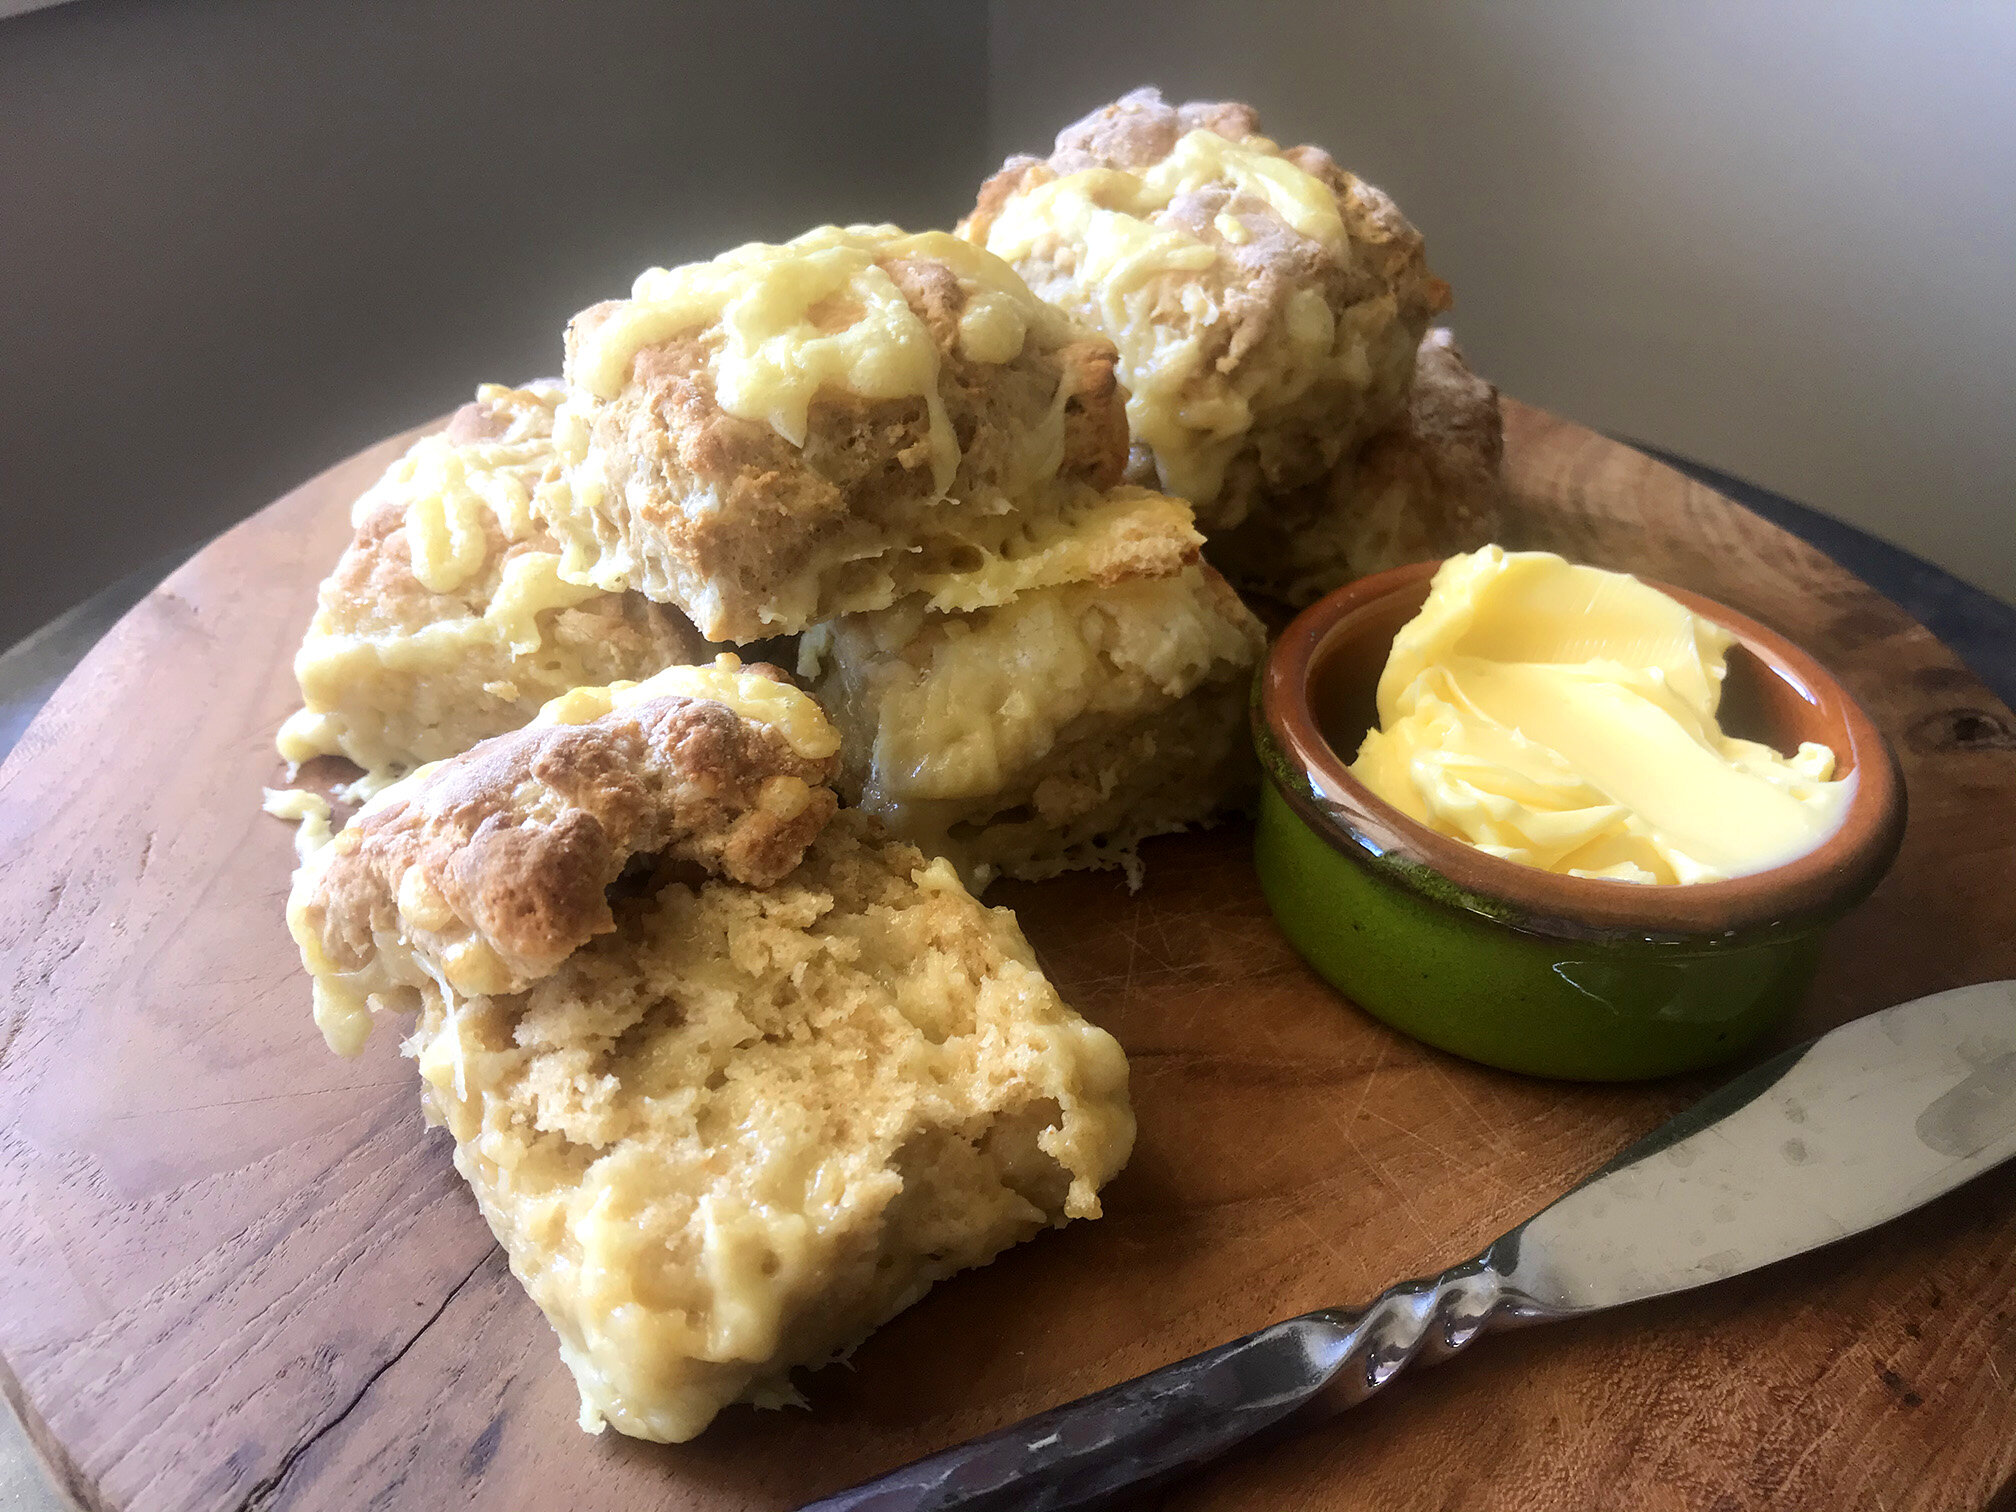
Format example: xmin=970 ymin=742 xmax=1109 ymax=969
xmin=1256 ymin=558 xmax=1908 ymax=943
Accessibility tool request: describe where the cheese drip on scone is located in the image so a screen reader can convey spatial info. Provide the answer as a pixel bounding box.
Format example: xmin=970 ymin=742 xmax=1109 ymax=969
xmin=801 ymin=492 xmax=1266 ymax=889
xmin=286 ymin=662 xmax=1131 ymax=1444
xmin=541 ymin=225 xmax=1131 ymax=642
xmin=277 ymin=382 xmax=707 ymax=781
xmin=287 ymin=657 xmax=839 ymax=1055
xmin=963 ymin=88 xmax=1449 ymax=531
xmin=566 ymin=226 xmax=1087 ymax=495
xmin=405 ymin=810 xmax=1132 ymax=1442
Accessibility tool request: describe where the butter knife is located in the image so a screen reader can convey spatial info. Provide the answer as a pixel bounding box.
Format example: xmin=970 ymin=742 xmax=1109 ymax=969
xmin=806 ymin=979 xmax=2016 ymax=1511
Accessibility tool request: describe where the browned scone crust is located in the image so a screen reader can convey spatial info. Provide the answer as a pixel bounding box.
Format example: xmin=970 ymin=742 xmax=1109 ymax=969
xmin=279 ymin=382 xmax=709 ymax=776
xmin=550 ymin=233 xmax=1132 ymax=643
xmin=298 ymin=686 xmax=839 ymax=997
xmin=964 ymin=87 xmax=1451 ymax=533
xmin=1209 ymin=328 xmax=1505 ymax=605
xmin=327 ymin=489 xmax=698 ymax=662
xmin=969 ymin=95 xmax=1259 ymax=227
xmin=564 ymin=318 xmax=1122 ymax=590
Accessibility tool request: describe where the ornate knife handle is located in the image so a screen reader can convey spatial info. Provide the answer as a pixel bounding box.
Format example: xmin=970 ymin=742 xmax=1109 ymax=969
xmin=802 ymin=1251 xmax=1559 ymax=1512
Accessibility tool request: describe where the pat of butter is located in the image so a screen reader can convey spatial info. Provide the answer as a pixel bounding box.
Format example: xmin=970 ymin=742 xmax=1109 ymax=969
xmin=1350 ymin=548 xmax=1853 ymax=884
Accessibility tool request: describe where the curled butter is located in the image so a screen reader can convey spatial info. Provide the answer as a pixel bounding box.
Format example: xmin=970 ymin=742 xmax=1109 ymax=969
xmin=1350 ymin=548 xmax=1853 ymax=885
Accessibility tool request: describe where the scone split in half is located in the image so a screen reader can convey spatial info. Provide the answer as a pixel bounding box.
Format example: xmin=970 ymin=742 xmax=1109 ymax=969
xmin=286 ymin=658 xmax=1133 ymax=1443
xmin=801 ymin=488 xmax=1267 ymax=890
xmin=278 ymin=382 xmax=708 ymax=782
xmin=541 ymin=224 xmax=1131 ymax=643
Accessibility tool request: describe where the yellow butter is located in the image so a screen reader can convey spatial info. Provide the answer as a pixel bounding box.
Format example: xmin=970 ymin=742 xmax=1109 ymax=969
xmin=1350 ymin=548 xmax=1853 ymax=884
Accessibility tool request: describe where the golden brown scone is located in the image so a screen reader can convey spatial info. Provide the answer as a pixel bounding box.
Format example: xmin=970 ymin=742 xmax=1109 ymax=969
xmin=277 ymin=382 xmax=709 ymax=780
xmin=1209 ymin=329 xmax=1504 ymax=605
xmin=963 ymin=87 xmax=1450 ymax=534
xmin=288 ymin=657 xmax=840 ymax=1055
xmin=541 ymin=225 xmax=1131 ymax=643
xmin=801 ymin=495 xmax=1266 ymax=890
xmin=403 ymin=808 xmax=1133 ymax=1442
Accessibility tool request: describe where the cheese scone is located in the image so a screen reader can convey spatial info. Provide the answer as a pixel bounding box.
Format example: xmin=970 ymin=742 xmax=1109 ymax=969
xmin=1209 ymin=329 xmax=1505 ymax=605
xmin=405 ymin=812 xmax=1132 ymax=1441
xmin=286 ymin=662 xmax=1132 ymax=1443
xmin=962 ymin=88 xmax=1449 ymax=534
xmin=278 ymin=382 xmax=708 ymax=780
xmin=541 ymin=224 xmax=1130 ymax=643
xmin=801 ymin=495 xmax=1267 ymax=889
xmin=290 ymin=657 xmax=841 ymax=1056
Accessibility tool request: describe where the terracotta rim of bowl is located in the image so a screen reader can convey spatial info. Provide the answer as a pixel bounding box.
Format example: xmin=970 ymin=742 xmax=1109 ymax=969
xmin=1259 ymin=558 xmax=1908 ymax=942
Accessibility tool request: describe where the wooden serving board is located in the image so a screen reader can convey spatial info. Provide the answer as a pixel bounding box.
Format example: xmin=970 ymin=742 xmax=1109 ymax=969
xmin=3 ymin=401 xmax=2014 ymax=1512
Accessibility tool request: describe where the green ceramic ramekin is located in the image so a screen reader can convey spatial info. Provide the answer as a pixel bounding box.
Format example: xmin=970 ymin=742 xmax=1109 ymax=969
xmin=1253 ymin=560 xmax=1907 ymax=1081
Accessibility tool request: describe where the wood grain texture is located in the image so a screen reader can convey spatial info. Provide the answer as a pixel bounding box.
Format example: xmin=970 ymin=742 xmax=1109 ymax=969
xmin=2 ymin=401 xmax=2013 ymax=1512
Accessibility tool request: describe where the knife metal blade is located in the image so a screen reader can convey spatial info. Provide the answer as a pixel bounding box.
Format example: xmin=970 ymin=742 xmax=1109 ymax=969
xmin=804 ymin=980 xmax=2016 ymax=1511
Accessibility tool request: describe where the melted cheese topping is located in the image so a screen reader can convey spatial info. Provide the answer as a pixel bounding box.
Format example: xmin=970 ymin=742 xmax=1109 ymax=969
xmin=1351 ymin=549 xmax=1854 ymax=884
xmin=400 ymin=448 xmax=533 ymax=592
xmin=974 ymin=131 xmax=1349 ymax=505
xmin=286 ymin=821 xmax=425 ymax=1057
xmin=565 ymin=225 xmax=1070 ymax=500
xmin=378 ymin=385 xmax=549 ymax=590
xmin=275 ymin=548 xmax=608 ymax=770
xmin=277 ymin=382 xmax=706 ymax=779
xmin=485 ymin=552 xmax=603 ymax=654
xmin=261 ymin=787 xmax=334 ymax=860
xmin=536 ymin=653 xmax=841 ymax=762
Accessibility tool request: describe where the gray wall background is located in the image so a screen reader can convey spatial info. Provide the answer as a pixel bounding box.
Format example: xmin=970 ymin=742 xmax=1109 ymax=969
xmin=1 ymin=0 xmax=2011 ymax=651
xmin=0 ymin=0 xmax=992 ymax=646
xmin=991 ymin=0 xmax=2016 ymax=608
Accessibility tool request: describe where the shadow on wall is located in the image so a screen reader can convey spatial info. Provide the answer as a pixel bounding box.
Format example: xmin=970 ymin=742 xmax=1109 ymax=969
xmin=0 ymin=0 xmax=992 ymax=648
xmin=986 ymin=0 xmax=2016 ymax=606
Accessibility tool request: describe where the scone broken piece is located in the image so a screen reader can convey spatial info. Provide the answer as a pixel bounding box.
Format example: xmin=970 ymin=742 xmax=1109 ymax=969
xmin=411 ymin=810 xmax=1132 ymax=1442
xmin=1209 ymin=329 xmax=1505 ymax=605
xmin=287 ymin=672 xmax=1132 ymax=1444
xmin=277 ymin=381 xmax=708 ymax=780
xmin=963 ymin=87 xmax=1449 ymax=533
xmin=289 ymin=656 xmax=839 ymax=1055
xmin=802 ymin=493 xmax=1267 ymax=889
xmin=542 ymin=224 xmax=1129 ymax=642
